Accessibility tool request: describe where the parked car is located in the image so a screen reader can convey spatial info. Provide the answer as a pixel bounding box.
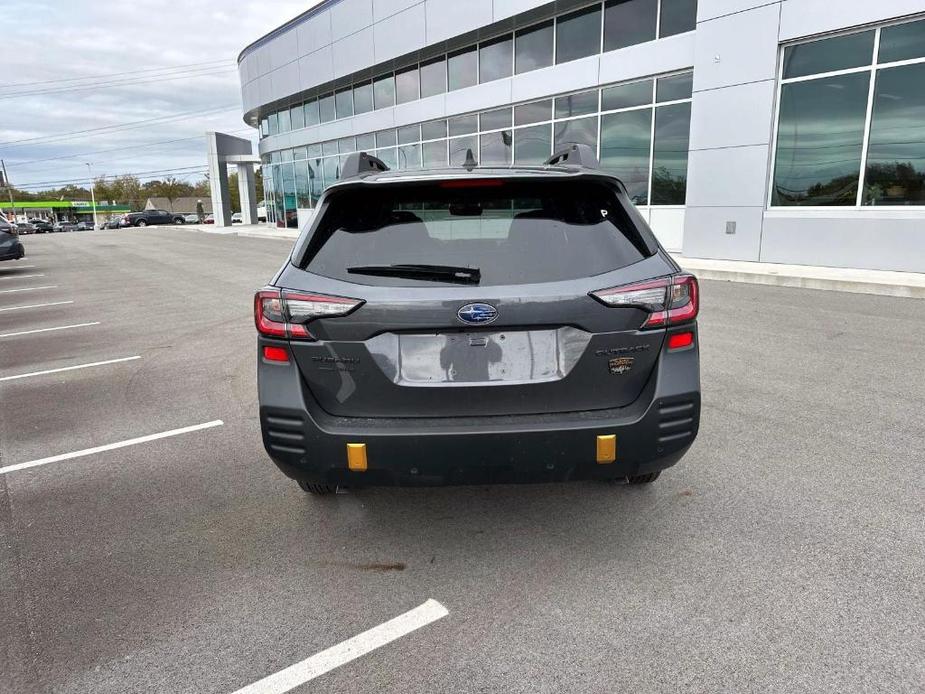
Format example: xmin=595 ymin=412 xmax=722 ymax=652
xmin=102 ymin=217 xmax=122 ymax=229
xmin=254 ymin=146 xmax=701 ymax=495
xmin=183 ymin=213 xmax=201 ymax=224
xmin=53 ymin=221 xmax=77 ymax=232
xmin=203 ymin=214 xmax=215 ymax=224
xmin=75 ymin=221 xmax=95 ymax=231
xmin=14 ymin=222 xmax=36 ymax=235
xmin=257 ymin=201 xmax=267 ymax=223
xmin=0 ymin=218 xmax=24 ymax=261
xmin=32 ymin=220 xmax=54 ymax=233
xmin=120 ymin=209 xmax=185 ymax=227
xmin=231 ymin=212 xmax=244 ymax=224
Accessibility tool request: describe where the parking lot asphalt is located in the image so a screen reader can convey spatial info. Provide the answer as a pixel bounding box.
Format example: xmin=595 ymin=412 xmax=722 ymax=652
xmin=1 ymin=228 xmax=922 ymax=694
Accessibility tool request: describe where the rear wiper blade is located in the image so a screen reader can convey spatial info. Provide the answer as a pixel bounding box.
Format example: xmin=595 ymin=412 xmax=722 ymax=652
xmin=346 ymin=263 xmax=481 ymax=284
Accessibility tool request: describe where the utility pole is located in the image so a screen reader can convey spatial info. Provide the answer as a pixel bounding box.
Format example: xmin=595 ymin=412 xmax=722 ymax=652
xmin=86 ymin=162 xmax=99 ymax=229
xmin=1 ymin=159 xmax=15 ymax=222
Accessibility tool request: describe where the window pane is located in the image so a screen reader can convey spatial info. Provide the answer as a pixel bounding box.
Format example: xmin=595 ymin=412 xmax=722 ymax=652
xmin=601 ymin=109 xmax=652 ymax=204
xmin=376 ymin=129 xmax=397 ymax=148
xmin=291 ymin=104 xmax=305 ymax=130
xmin=356 ymin=133 xmax=376 ymax=151
xmin=448 ymin=114 xmax=478 ymax=136
xmin=602 ymin=80 xmax=652 ymax=110
xmin=515 ymin=100 xmax=552 ymax=125
xmin=396 ymin=66 xmax=419 ymax=103
xmin=293 ymin=147 xmax=307 ymax=160
xmin=322 ymin=157 xmax=339 ymax=187
xmin=555 ymin=90 xmax=598 ymax=119
xmin=374 ymin=74 xmax=395 ymax=108
xmin=515 ymin=21 xmax=554 ymax=74
xmin=773 ymin=73 xmax=869 ymax=206
xmin=782 ymin=31 xmax=875 ymax=79
xmin=281 ymin=149 xmax=294 ymax=163
xmin=267 ymin=112 xmax=279 ymax=135
xmin=260 ymin=118 xmax=268 ymax=137
xmin=480 ymin=34 xmax=513 ymax=82
xmin=879 ymin=19 xmax=925 ymax=63
xmin=423 ymin=140 xmax=448 ymax=168
xmin=309 ymin=160 xmax=322 ymax=204
xmin=659 ymin=0 xmax=697 ymax=38
xmin=398 ymin=125 xmax=421 ymax=145
xmin=319 ymin=93 xmax=335 ymax=122
xmin=480 ymin=107 xmax=512 ymax=131
xmin=304 ymin=100 xmax=320 ymax=127
xmin=514 ymin=124 xmax=552 ymax=164
xmin=335 ymin=88 xmax=353 ymax=118
xmin=420 ymin=56 xmax=447 ymax=98
xmin=556 ymin=5 xmax=602 ymax=64
xmin=448 ymin=47 xmax=478 ymax=90
xmin=656 ymin=73 xmax=693 ymax=102
xmin=480 ymin=130 xmax=513 ymax=165
xmin=322 ymin=140 xmax=338 ymax=156
xmin=306 ymin=144 xmax=322 ymax=159
xmin=295 ymin=160 xmax=311 ymax=208
xmin=651 ymin=103 xmax=691 ymax=204
xmin=554 ymin=115 xmax=598 ymax=151
xmin=398 ymin=144 xmax=422 ymax=170
xmin=604 ymin=0 xmax=657 ymax=52
xmin=422 ymin=120 xmax=447 ymax=140
xmin=337 ymin=136 xmax=356 ymax=154
xmin=354 ymin=81 xmax=374 ymax=114
xmin=863 ymin=63 xmax=925 ymax=205
xmin=449 ymin=135 xmax=479 ymax=166
xmin=376 ymin=147 xmax=397 ymax=169
xmin=278 ymin=108 xmax=291 ymax=133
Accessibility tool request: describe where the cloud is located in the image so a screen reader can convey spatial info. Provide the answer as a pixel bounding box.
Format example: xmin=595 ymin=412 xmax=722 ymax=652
xmin=1 ymin=0 xmax=316 ymax=189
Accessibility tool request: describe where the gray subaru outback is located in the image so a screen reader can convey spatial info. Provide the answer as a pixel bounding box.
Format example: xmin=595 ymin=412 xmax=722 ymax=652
xmin=255 ymin=145 xmax=700 ymax=495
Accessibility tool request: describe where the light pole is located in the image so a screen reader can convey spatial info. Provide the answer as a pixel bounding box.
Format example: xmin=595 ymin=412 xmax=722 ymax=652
xmin=86 ymin=162 xmax=99 ymax=229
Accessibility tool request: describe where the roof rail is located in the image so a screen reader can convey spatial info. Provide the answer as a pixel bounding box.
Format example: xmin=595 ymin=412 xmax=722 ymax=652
xmin=544 ymin=144 xmax=600 ymax=170
xmin=340 ymin=151 xmax=390 ymax=179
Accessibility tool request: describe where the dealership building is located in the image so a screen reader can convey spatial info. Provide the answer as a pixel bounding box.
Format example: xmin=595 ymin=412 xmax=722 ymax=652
xmin=235 ymin=0 xmax=925 ymax=272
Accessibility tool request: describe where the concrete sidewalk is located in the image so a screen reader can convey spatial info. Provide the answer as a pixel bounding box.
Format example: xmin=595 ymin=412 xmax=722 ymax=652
xmin=677 ymin=255 xmax=925 ymax=299
xmin=168 ymin=224 xmax=924 ymax=298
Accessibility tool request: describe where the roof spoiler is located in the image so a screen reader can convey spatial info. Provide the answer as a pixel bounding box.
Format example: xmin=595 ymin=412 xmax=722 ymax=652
xmin=340 ymin=151 xmax=390 ymax=179
xmin=544 ymin=144 xmax=600 ymax=170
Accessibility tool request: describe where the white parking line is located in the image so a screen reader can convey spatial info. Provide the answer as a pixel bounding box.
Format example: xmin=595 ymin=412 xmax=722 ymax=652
xmin=0 ymin=273 xmax=44 ymax=281
xmin=0 ymin=420 xmax=224 ymax=475
xmin=0 ymin=285 xmax=58 ymax=294
xmin=0 ymin=265 xmax=36 ymax=270
xmin=231 ymin=599 xmax=449 ymax=694
xmin=0 ymin=356 xmax=140 ymax=382
xmin=0 ymin=300 xmax=73 ymax=312
xmin=0 ymin=322 xmax=101 ymax=339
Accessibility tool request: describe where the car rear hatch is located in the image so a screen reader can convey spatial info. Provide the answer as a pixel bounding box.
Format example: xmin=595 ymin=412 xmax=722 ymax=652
xmin=262 ymin=175 xmax=686 ymax=419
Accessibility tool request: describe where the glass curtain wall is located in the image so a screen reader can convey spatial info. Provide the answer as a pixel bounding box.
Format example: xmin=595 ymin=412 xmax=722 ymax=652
xmin=261 ymin=71 xmax=693 ymax=222
xmin=772 ymin=17 xmax=925 ymax=206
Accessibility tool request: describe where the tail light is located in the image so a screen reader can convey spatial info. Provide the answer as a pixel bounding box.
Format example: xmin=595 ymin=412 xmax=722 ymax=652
xmin=254 ymin=288 xmax=363 ymax=340
xmin=590 ymin=273 xmax=699 ymax=329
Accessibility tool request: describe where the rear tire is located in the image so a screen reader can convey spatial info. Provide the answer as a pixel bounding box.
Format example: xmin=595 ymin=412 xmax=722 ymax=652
xmin=627 ymin=471 xmax=661 ymax=485
xmin=297 ymin=480 xmax=336 ymax=495
xmin=136 ymin=220 xmax=147 ymax=227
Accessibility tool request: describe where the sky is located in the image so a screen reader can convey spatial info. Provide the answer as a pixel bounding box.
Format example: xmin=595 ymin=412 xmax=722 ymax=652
xmin=1 ymin=0 xmax=323 ymax=192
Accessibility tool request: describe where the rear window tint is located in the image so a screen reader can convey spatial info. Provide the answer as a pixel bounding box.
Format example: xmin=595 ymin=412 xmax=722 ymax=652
xmin=302 ymin=179 xmax=650 ymax=286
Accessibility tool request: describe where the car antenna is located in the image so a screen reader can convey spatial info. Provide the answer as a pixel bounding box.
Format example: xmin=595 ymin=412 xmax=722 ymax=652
xmin=463 ymin=148 xmax=477 ymax=172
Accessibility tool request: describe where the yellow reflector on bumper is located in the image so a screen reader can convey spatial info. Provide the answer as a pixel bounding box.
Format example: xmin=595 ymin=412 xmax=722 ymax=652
xmin=596 ymin=435 xmax=616 ymax=464
xmin=347 ymin=443 xmax=367 ymax=471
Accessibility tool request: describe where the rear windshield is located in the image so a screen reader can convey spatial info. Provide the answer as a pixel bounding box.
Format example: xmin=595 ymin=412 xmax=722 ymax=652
xmin=302 ymin=179 xmax=651 ymax=286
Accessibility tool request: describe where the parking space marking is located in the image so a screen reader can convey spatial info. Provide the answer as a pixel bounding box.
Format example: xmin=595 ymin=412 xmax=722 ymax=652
xmin=0 ymin=420 xmax=224 ymax=476
xmin=231 ymin=599 xmax=449 ymax=694
xmin=0 ymin=273 xmax=45 ymax=281
xmin=0 ymin=285 xmax=58 ymax=294
xmin=0 ymin=265 xmax=36 ymax=270
xmin=0 ymin=355 xmax=140 ymax=382
xmin=0 ymin=322 xmax=101 ymax=339
xmin=0 ymin=300 xmax=73 ymax=312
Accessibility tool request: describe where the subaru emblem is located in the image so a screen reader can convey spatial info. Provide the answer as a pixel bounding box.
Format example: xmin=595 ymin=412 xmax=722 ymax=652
xmin=457 ymin=303 xmax=498 ymax=325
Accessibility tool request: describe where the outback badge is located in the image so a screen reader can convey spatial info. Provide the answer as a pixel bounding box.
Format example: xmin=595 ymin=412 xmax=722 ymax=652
xmin=608 ymin=356 xmax=634 ymax=375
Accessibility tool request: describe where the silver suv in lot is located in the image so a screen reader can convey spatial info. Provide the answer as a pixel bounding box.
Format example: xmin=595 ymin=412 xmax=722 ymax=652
xmin=255 ymin=146 xmax=700 ymax=495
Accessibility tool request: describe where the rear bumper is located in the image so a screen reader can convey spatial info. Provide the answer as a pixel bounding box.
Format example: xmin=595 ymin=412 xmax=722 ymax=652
xmin=0 ymin=242 xmax=24 ymax=260
xmin=257 ymin=331 xmax=700 ymax=487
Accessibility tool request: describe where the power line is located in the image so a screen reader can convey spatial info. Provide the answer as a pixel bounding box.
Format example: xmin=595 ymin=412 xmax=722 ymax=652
xmin=0 ymin=59 xmax=233 ymax=89
xmin=8 ymin=128 xmax=254 ymax=168
xmin=0 ymin=66 xmax=237 ymax=100
xmin=11 ymin=165 xmax=211 ymax=190
xmin=0 ymin=105 xmax=241 ymax=148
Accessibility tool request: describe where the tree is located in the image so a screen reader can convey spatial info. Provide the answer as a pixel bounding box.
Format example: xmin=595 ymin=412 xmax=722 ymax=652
xmin=227 ymin=168 xmax=264 ymax=213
